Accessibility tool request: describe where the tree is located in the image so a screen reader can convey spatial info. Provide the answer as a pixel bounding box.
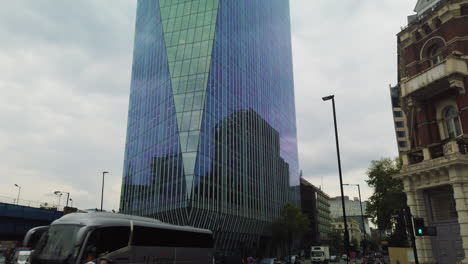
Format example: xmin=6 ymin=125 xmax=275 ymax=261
xmin=365 ymin=158 xmax=408 ymax=246
xmin=272 ymin=202 xmax=310 ymax=260
xmin=329 ymin=229 xmax=344 ymax=255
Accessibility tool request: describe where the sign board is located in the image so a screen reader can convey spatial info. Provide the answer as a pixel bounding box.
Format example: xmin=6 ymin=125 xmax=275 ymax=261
xmin=389 ymin=247 xmax=413 ymax=264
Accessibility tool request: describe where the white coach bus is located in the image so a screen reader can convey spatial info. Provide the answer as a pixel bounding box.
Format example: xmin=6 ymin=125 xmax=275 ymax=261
xmin=30 ymin=212 xmax=214 ymax=264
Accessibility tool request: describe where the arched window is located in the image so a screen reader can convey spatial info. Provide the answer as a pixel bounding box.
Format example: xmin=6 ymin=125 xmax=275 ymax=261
xmin=428 ymin=45 xmax=443 ymax=66
xmin=444 ymin=106 xmax=462 ymax=138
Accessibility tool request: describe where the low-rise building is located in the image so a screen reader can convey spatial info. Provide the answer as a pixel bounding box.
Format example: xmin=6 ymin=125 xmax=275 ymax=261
xmin=332 ymin=218 xmax=362 ymax=246
xmin=300 ymin=177 xmax=332 ymax=247
xmin=329 ymin=196 xmax=370 ymax=236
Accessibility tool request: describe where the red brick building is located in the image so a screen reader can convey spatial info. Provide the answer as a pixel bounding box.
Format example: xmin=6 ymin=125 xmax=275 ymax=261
xmin=392 ymin=0 xmax=468 ymax=263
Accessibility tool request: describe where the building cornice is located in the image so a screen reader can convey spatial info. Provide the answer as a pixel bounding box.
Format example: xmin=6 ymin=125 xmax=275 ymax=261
xmin=398 ymin=152 xmax=468 ymax=177
xmin=398 ymin=0 xmax=468 ymax=47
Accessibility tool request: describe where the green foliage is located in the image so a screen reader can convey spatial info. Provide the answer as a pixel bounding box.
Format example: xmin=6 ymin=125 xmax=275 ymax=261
xmin=272 ymin=202 xmax=310 ymax=253
xmin=329 ymin=230 xmax=344 ymax=255
xmin=367 ymin=158 xmax=408 ymax=247
xmin=365 ymin=158 xmax=407 ymax=231
xmin=281 ymin=202 xmax=310 ymax=238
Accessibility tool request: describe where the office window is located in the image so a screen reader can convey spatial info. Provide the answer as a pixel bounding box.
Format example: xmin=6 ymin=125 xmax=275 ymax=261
xmin=396 ymin=131 xmax=406 ymax=138
xmin=398 ymin=141 xmax=407 ymax=148
xmin=393 ymin=111 xmax=403 ymax=118
xmin=395 ymin=121 xmax=404 ymax=128
xmin=444 ymin=106 xmax=462 ymax=138
xmin=429 ymin=44 xmax=443 ymax=66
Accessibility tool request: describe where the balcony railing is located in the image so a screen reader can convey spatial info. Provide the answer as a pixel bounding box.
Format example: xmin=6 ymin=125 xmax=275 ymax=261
xmin=404 ymin=137 xmax=468 ymax=165
xmin=407 ymin=149 xmax=424 ymax=165
xmin=401 ymin=56 xmax=467 ymax=97
xmin=429 ymin=143 xmax=444 ymax=159
xmin=457 ymin=139 xmax=468 ymax=154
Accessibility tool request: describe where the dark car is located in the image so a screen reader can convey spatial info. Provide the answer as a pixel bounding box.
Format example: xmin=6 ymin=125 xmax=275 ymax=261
xmin=260 ymin=258 xmax=282 ymax=264
xmin=361 ymin=255 xmax=374 ymax=264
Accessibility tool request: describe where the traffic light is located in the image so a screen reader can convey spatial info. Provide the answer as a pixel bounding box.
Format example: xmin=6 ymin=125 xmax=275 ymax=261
xmin=413 ymin=217 xmax=425 ymax=236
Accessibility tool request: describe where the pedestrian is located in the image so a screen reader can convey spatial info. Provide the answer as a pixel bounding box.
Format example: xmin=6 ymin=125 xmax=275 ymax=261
xmin=98 ymin=257 xmax=113 ymax=264
xmin=363 ymin=255 xmax=371 ymax=264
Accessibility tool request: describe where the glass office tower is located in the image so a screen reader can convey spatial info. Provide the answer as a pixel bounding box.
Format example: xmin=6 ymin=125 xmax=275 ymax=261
xmin=120 ymin=0 xmax=299 ymax=254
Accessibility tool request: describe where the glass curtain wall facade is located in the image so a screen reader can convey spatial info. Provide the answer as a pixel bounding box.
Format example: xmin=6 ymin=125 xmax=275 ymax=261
xmin=120 ymin=0 xmax=299 ymax=254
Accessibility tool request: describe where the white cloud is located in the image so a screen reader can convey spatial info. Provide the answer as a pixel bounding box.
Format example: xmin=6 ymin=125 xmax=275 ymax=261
xmin=0 ymin=0 xmax=416 ymax=209
xmin=291 ymin=0 xmax=414 ymax=200
xmin=0 ymin=0 xmax=136 ymax=210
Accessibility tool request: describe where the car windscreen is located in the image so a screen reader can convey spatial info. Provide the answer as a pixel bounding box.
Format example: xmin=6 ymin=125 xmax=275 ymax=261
xmin=312 ymin=252 xmax=324 ymax=257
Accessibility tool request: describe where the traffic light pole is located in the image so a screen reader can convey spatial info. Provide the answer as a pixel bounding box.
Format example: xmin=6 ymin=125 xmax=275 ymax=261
xmin=403 ymin=207 xmax=419 ymax=264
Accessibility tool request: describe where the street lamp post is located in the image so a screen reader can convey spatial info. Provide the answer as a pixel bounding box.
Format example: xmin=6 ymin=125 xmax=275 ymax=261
xmin=54 ymin=191 xmax=70 ymax=207
xmin=322 ymin=95 xmax=351 ymax=258
xmin=14 ymin=184 xmax=21 ymax=205
xmin=343 ymin=183 xmax=367 ymax=254
xmin=54 ymin=192 xmax=62 ymax=207
xmin=101 ymin=171 xmax=109 ymax=211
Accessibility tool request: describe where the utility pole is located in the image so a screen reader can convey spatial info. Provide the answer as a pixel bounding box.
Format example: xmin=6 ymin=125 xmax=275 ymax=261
xmin=101 ymin=171 xmax=109 ymax=211
xmin=14 ymin=184 xmax=21 ymax=205
xmin=322 ymin=95 xmax=350 ymax=260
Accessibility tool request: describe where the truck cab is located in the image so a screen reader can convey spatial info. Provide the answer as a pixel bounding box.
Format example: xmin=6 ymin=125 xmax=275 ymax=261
xmin=311 ymin=246 xmax=330 ymax=264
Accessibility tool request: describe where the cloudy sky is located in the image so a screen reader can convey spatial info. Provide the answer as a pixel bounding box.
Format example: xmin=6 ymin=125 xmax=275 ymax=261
xmin=0 ymin=0 xmax=415 ymax=210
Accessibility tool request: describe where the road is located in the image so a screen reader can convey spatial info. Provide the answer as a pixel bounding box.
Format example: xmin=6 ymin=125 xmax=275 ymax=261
xmin=301 ymin=260 xmax=363 ymax=264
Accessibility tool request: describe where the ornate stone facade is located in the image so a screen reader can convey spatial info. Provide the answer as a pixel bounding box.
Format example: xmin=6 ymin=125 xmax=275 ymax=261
xmin=394 ymin=0 xmax=468 ymax=263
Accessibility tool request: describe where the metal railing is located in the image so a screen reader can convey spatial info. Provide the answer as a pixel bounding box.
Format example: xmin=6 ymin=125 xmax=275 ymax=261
xmin=406 ymin=137 xmax=468 ymax=165
xmin=429 ymin=143 xmax=444 ymax=159
xmin=0 ymin=195 xmax=64 ymax=211
xmin=457 ymin=138 xmax=468 ymax=154
xmin=408 ymin=149 xmax=424 ymax=165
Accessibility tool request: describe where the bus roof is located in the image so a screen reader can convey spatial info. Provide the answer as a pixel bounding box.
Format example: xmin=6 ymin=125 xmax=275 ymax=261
xmin=52 ymin=212 xmax=212 ymax=234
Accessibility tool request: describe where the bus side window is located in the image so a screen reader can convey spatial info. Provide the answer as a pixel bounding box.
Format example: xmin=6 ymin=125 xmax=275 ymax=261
xmin=82 ymin=227 xmax=130 ymax=262
xmin=132 ymin=226 xmax=213 ymax=248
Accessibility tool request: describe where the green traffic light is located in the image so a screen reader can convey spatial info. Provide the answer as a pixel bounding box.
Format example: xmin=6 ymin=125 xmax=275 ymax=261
xmin=418 ymin=228 xmax=423 ymax=235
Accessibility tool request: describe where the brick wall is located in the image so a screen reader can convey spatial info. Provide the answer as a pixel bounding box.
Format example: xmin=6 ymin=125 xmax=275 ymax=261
xmin=400 ymin=16 xmax=468 ymax=78
xmin=397 ymin=2 xmax=468 ymax=149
